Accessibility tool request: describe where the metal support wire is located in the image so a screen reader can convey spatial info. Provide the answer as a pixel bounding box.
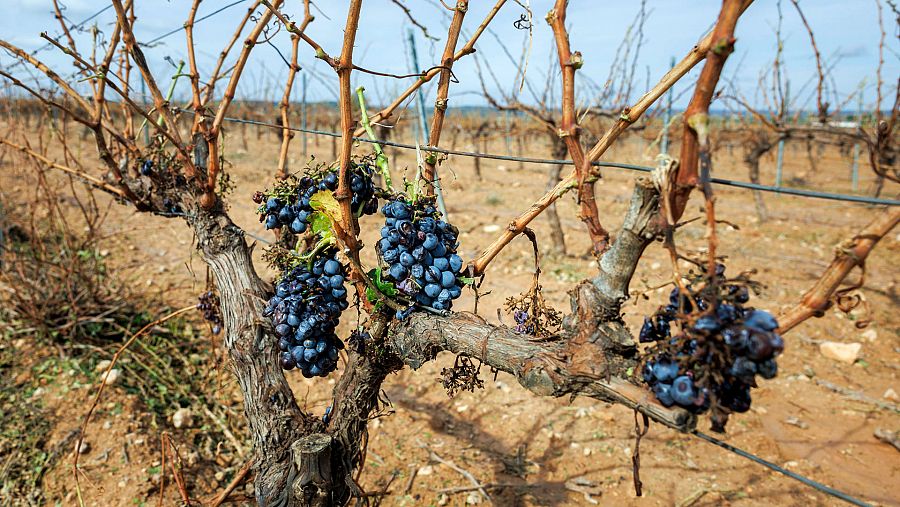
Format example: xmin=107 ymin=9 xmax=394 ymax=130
xmin=692 ymin=430 xmax=872 ymax=507
xmin=175 ymin=109 xmax=900 ymax=207
xmin=142 ymin=0 xmax=250 ymax=46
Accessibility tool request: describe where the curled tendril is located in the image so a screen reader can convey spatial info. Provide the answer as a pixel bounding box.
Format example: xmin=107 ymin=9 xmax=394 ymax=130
xmin=513 ymin=14 xmax=532 ymax=30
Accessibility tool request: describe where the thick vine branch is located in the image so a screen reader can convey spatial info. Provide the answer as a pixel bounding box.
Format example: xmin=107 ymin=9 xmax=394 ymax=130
xmin=277 ymin=34 xmax=301 ymax=179
xmin=422 ymin=0 xmax=469 ymax=196
xmin=778 ymin=206 xmax=900 ymax=333
xmin=669 ymin=0 xmax=744 ymax=223
xmin=201 ymin=0 xmax=263 ymax=106
xmin=333 ymin=0 xmax=367 ymax=303
xmin=204 ymin=0 xmax=282 ymax=207
xmin=390 ymin=312 xmax=695 ymax=431
xmin=110 ymin=0 xmax=193 ymax=175
xmin=547 ymin=0 xmax=608 ymax=255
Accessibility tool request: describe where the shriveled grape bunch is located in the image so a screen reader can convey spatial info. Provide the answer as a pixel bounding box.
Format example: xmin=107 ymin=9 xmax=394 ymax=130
xmin=264 ymin=248 xmax=349 ymax=378
xmin=197 ymin=290 xmax=223 ymax=335
xmin=377 ymin=195 xmax=464 ymax=317
xmin=639 ymin=264 xmax=784 ymax=432
xmin=254 ymin=162 xmax=379 ymax=234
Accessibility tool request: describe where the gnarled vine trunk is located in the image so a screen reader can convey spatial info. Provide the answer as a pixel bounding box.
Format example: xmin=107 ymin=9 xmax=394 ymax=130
xmin=191 ymin=208 xmax=316 ymax=505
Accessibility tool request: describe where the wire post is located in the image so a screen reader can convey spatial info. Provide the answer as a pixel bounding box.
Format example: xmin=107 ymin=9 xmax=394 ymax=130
xmin=660 ymin=56 xmax=675 ymax=155
xmin=851 ymin=89 xmax=862 ymax=191
xmin=406 ymin=28 xmax=448 ymax=219
xmin=504 ymin=109 xmax=511 ymax=154
xmin=301 ymin=71 xmax=308 ymax=160
xmin=141 ymin=76 xmax=150 ymax=145
xmin=775 ymin=137 xmax=785 ymax=187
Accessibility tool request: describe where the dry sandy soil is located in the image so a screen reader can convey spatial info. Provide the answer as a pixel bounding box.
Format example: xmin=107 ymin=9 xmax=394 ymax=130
xmin=1 ymin=120 xmax=898 ymax=507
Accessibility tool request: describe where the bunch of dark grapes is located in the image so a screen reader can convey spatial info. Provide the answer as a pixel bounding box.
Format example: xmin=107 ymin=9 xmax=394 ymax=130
xmin=254 ymin=164 xmax=379 ymax=234
xmin=377 ymin=196 xmax=464 ymax=316
xmin=263 ymin=249 xmax=349 ymax=378
xmin=513 ymin=310 xmax=534 ymax=334
xmin=639 ymin=264 xmax=784 ymax=432
xmin=197 ymin=290 xmax=223 ymax=335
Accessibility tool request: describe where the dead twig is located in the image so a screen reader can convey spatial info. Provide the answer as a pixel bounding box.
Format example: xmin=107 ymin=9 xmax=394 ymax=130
xmin=427 ymin=449 xmax=490 ymax=502
xmin=814 ymin=379 xmax=900 ymax=414
xmin=209 ymin=458 xmax=254 ymax=507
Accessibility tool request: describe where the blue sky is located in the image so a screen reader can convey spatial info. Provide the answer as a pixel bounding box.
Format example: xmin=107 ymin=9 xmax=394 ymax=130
xmin=2 ymin=1 xmax=897 ymax=112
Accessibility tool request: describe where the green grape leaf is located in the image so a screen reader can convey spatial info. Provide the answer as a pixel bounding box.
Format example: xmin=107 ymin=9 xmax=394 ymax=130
xmin=366 ymin=267 xmax=397 ymax=302
xmin=308 ymin=211 xmax=332 ymax=235
xmin=457 ymin=276 xmax=476 ymax=286
xmin=309 ymin=190 xmax=343 ymax=225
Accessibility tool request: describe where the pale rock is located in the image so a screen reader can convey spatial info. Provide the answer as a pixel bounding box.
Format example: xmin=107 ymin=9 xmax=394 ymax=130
xmin=215 ymin=471 xmax=225 ymax=483
xmin=861 ymin=329 xmax=878 ymax=342
xmin=418 ymin=465 xmax=434 ymax=476
xmin=172 ymin=408 xmax=194 ymax=429
xmin=466 ymin=492 xmax=482 ymax=504
xmin=456 ymin=404 xmax=469 ymax=413
xmin=102 ymin=421 xmax=113 ymax=430
xmin=102 ymin=368 xmax=121 ymax=386
xmin=650 ymin=261 xmax=661 ymax=270
xmin=75 ymin=441 xmax=90 ymax=454
xmin=819 ymin=341 xmax=861 ymax=364
xmin=30 ymin=387 xmax=45 ymax=398
xmin=437 ymin=494 xmax=449 ymax=506
xmin=883 ymin=388 xmax=899 ymax=403
xmin=95 ymin=359 xmax=112 ymax=372
xmin=482 ymin=224 xmax=501 ymax=233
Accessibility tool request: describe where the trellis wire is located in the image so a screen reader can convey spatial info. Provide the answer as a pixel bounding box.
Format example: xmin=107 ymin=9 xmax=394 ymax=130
xmin=142 ymin=0 xmax=250 ymax=46
xmin=175 ymin=110 xmax=899 ymax=207
xmin=6 ymin=5 xmax=114 ymax=69
xmin=692 ymin=430 xmax=871 ymax=507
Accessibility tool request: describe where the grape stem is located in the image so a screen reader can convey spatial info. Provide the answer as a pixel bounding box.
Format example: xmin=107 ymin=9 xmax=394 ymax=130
xmin=355 ymin=86 xmax=393 ymax=191
xmin=300 ymin=236 xmax=336 ymax=269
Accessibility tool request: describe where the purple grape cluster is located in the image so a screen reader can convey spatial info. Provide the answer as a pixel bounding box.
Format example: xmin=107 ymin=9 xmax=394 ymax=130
xmin=639 ymin=265 xmax=784 ymax=431
xmin=256 ymin=164 xmax=378 ymax=234
xmin=513 ymin=310 xmax=534 ymax=334
xmin=197 ymin=290 xmax=223 ymax=335
xmin=377 ymin=196 xmax=464 ymax=317
xmin=263 ymin=249 xmax=348 ymax=378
